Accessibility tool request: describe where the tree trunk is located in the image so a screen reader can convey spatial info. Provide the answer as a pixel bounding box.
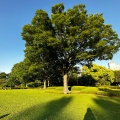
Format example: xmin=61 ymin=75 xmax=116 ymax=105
xmin=63 ymin=73 xmax=70 ymax=94
xmin=48 ymin=80 xmax=50 ymax=87
xmin=43 ymin=80 xmax=46 ymax=89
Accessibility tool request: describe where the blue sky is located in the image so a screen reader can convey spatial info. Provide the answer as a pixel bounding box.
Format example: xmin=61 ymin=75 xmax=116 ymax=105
xmin=0 ymin=0 xmax=120 ymax=73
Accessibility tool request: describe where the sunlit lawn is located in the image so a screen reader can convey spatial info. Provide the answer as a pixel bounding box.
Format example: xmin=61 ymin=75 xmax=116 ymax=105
xmin=0 ymin=87 xmax=120 ymax=120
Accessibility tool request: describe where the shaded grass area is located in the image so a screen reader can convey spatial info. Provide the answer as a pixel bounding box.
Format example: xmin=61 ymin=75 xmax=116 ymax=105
xmin=0 ymin=114 xmax=10 ymax=119
xmin=10 ymin=96 xmax=73 ymax=120
xmin=0 ymin=87 xmax=120 ymax=120
xmin=92 ymin=96 xmax=120 ymax=120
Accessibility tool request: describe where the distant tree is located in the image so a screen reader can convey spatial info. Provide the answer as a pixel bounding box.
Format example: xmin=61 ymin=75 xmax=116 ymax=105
xmin=8 ymin=61 xmax=30 ymax=87
xmin=0 ymin=72 xmax=8 ymax=79
xmin=82 ymin=64 xmax=114 ymax=86
xmin=113 ymin=70 xmax=120 ymax=84
xmin=0 ymin=72 xmax=8 ymax=87
xmin=21 ymin=3 xmax=120 ymax=93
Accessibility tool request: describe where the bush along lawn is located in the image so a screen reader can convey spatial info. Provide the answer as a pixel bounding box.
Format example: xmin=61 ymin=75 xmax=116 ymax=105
xmin=0 ymin=87 xmax=120 ymax=120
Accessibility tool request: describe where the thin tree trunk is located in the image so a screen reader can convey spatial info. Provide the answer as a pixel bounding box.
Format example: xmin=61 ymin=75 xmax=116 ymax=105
xmin=48 ymin=80 xmax=50 ymax=87
xmin=43 ymin=80 xmax=46 ymax=89
xmin=63 ymin=73 xmax=70 ymax=94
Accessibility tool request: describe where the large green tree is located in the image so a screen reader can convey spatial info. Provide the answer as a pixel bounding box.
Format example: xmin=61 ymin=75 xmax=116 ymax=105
xmin=21 ymin=3 xmax=120 ymax=93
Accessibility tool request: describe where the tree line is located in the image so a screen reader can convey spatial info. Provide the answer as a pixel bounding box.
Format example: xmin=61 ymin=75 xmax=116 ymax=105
xmin=0 ymin=64 xmax=120 ymax=89
xmin=1 ymin=3 xmax=120 ymax=93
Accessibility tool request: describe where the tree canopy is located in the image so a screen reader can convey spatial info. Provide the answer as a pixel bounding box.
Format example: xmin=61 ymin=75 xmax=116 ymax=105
xmin=0 ymin=72 xmax=8 ymax=87
xmin=21 ymin=3 xmax=120 ymax=93
xmin=113 ymin=70 xmax=120 ymax=84
xmin=82 ymin=64 xmax=114 ymax=85
xmin=8 ymin=61 xmax=28 ymax=87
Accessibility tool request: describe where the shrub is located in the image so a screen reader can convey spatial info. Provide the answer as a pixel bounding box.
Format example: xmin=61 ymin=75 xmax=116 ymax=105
xmin=27 ymin=82 xmax=36 ymax=87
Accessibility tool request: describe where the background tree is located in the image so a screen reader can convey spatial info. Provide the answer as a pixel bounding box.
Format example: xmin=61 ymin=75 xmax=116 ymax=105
xmin=82 ymin=64 xmax=114 ymax=86
xmin=21 ymin=3 xmax=120 ymax=93
xmin=0 ymin=72 xmax=8 ymax=87
xmin=8 ymin=61 xmax=30 ymax=87
xmin=113 ymin=70 xmax=120 ymax=85
xmin=68 ymin=66 xmax=79 ymax=86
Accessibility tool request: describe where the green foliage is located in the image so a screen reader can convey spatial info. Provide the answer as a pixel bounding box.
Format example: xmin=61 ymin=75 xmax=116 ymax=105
xmin=0 ymin=72 xmax=8 ymax=87
xmin=0 ymin=79 xmax=6 ymax=87
xmin=7 ymin=60 xmax=43 ymax=88
xmin=8 ymin=61 xmax=33 ymax=87
xmin=0 ymin=72 xmax=8 ymax=79
xmin=82 ymin=64 xmax=114 ymax=86
xmin=27 ymin=82 xmax=36 ymax=87
xmin=52 ymin=3 xmax=64 ymax=14
xmin=27 ymin=80 xmax=42 ymax=88
xmin=78 ymin=75 xmax=96 ymax=86
xmin=113 ymin=70 xmax=120 ymax=83
xmin=68 ymin=67 xmax=79 ymax=86
xmin=20 ymin=3 xmax=120 ymax=92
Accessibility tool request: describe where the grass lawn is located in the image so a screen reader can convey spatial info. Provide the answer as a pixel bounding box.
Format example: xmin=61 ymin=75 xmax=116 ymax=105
xmin=0 ymin=87 xmax=120 ymax=120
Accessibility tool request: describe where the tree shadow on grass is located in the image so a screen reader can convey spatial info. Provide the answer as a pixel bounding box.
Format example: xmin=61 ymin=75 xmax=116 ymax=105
xmin=92 ymin=97 xmax=120 ymax=120
xmin=10 ymin=96 xmax=73 ymax=120
xmin=0 ymin=113 xmax=10 ymax=119
xmin=84 ymin=108 xmax=96 ymax=120
xmin=98 ymin=87 xmax=120 ymax=97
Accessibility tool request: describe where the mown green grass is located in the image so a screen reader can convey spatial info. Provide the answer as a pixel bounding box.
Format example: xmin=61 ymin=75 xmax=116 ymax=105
xmin=0 ymin=87 xmax=120 ymax=120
